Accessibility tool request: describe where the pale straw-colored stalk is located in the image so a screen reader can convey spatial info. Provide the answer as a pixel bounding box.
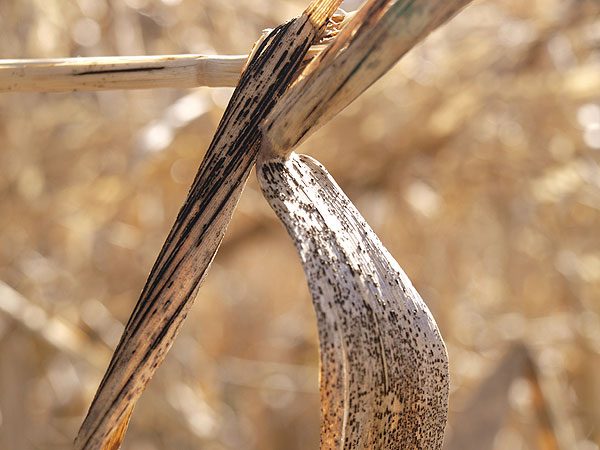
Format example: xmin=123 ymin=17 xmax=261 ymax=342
xmin=0 ymin=50 xmax=319 ymax=93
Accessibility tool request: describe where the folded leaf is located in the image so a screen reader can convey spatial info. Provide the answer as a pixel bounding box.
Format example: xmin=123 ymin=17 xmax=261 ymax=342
xmin=74 ymin=4 xmax=342 ymax=447
xmin=258 ymin=151 xmax=449 ymax=449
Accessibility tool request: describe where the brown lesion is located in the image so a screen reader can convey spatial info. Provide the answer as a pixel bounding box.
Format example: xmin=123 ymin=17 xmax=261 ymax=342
xmin=75 ymin=66 xmax=166 ymax=76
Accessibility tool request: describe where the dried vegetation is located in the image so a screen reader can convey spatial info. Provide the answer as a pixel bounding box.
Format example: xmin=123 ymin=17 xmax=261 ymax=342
xmin=0 ymin=0 xmax=599 ymax=449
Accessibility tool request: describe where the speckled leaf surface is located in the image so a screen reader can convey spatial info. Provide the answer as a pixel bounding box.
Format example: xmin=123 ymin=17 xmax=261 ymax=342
xmin=258 ymin=151 xmax=449 ymax=449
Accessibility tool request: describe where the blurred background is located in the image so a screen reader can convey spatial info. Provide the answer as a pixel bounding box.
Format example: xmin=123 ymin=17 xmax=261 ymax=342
xmin=1 ymin=0 xmax=599 ymax=449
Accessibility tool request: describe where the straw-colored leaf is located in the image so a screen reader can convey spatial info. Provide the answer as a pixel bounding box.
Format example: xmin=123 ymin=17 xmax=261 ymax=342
xmin=74 ymin=2 xmax=342 ymax=448
xmin=257 ymin=151 xmax=449 ymax=449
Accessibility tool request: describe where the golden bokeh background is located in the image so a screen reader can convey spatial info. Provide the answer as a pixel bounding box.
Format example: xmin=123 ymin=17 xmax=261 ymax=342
xmin=0 ymin=0 xmax=599 ymax=449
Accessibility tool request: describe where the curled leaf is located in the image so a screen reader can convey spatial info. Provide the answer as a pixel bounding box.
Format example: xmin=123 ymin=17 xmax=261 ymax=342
xmin=257 ymin=151 xmax=449 ymax=449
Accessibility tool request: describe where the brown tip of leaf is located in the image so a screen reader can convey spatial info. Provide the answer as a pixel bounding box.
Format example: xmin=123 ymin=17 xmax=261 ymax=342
xmin=101 ymin=405 xmax=134 ymax=450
